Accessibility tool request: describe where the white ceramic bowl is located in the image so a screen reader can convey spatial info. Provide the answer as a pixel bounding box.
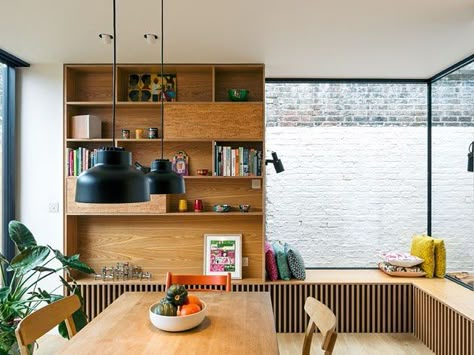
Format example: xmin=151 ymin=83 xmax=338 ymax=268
xmin=149 ymin=301 xmax=207 ymax=332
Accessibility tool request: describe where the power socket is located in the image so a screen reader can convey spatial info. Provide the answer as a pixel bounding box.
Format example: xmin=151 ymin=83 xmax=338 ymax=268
xmin=49 ymin=202 xmax=59 ymax=213
xmin=242 ymin=257 xmax=249 ymax=267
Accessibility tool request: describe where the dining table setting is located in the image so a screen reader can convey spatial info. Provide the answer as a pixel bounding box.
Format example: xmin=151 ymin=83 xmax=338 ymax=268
xmin=58 ymin=291 xmax=279 ymax=354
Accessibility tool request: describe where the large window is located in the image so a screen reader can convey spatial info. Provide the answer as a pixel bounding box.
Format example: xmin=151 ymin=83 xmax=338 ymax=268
xmin=432 ymin=60 xmax=474 ymax=287
xmin=265 ymin=82 xmax=427 ymax=267
xmin=0 ymin=63 xmax=4 ymax=256
xmin=0 ymin=50 xmax=28 ymax=266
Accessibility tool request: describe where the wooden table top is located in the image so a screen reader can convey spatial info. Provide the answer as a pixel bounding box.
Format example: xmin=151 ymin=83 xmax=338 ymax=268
xmin=59 ymin=292 xmax=279 ymax=355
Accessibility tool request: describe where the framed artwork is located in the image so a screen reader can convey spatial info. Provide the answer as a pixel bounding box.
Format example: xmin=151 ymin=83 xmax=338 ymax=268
xmin=128 ymin=73 xmax=177 ymax=102
xmin=203 ymin=234 xmax=242 ymax=279
xmin=172 ymin=150 xmax=189 ymax=176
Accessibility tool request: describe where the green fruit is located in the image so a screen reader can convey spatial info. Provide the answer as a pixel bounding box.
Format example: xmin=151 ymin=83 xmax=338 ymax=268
xmin=166 ymin=284 xmax=188 ymax=306
xmin=154 ymin=302 xmax=177 ymax=316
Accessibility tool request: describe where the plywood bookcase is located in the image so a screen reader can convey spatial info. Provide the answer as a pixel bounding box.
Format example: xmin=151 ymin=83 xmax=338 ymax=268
xmin=63 ymin=64 xmax=265 ymax=284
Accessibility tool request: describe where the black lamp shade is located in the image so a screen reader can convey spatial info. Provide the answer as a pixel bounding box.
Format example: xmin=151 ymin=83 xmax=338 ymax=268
xmin=147 ymin=159 xmax=185 ymax=194
xmin=75 ymin=148 xmax=150 ymax=203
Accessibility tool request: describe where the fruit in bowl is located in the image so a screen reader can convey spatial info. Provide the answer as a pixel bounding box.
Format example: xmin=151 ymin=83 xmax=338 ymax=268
xmin=196 ymin=169 xmax=209 ymax=176
xmin=149 ymin=285 xmax=207 ymax=332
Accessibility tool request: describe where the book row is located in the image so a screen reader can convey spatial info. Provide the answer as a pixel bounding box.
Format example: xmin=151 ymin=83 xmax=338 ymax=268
xmin=214 ymin=145 xmax=262 ymax=176
xmin=66 ymin=147 xmax=98 ymax=176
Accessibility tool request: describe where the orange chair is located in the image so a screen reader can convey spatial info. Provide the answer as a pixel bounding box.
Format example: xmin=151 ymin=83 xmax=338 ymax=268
xmin=165 ymin=272 xmax=232 ymax=292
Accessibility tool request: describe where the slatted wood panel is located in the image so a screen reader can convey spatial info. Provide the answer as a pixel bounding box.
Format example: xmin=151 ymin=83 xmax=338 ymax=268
xmin=74 ymin=282 xmax=412 ymax=334
xmin=414 ymin=286 xmax=473 ymax=355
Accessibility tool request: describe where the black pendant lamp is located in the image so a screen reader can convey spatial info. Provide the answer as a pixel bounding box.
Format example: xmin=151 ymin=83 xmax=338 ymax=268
xmin=75 ymin=0 xmax=150 ymax=203
xmin=146 ymin=0 xmax=185 ymax=194
xmin=468 ymin=142 xmax=473 ymax=172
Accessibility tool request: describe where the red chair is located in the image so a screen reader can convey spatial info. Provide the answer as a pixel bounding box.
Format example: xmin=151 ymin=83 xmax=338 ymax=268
xmin=165 ymin=272 xmax=231 ymax=292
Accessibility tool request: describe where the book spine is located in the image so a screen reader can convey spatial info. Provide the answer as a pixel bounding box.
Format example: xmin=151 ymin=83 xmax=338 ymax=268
xmin=257 ymin=150 xmax=262 ymax=176
xmin=243 ymin=148 xmax=249 ymax=176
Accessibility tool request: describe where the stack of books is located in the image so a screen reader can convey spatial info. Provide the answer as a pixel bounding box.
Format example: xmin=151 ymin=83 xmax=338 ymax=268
xmin=66 ymin=147 xmax=98 ymax=176
xmin=214 ymin=145 xmax=262 ymax=176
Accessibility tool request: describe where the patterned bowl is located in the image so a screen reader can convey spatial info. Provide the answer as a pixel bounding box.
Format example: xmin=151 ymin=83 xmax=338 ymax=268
xmin=213 ymin=204 xmax=231 ymax=213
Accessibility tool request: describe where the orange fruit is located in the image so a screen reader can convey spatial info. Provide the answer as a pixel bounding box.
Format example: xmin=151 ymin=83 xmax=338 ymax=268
xmin=184 ymin=294 xmax=202 ymax=309
xmin=180 ymin=303 xmax=201 ymax=316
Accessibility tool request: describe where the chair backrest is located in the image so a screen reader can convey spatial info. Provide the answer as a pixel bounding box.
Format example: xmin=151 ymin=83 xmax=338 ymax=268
xmin=15 ymin=295 xmax=81 ymax=355
xmin=302 ymin=297 xmax=337 ymax=355
xmin=165 ymin=272 xmax=231 ymax=292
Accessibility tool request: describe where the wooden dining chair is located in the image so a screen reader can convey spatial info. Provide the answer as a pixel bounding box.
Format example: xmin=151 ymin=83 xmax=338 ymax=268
xmin=302 ymin=297 xmax=337 ymax=355
xmin=165 ymin=272 xmax=232 ymax=292
xmin=15 ymin=294 xmax=81 ymax=355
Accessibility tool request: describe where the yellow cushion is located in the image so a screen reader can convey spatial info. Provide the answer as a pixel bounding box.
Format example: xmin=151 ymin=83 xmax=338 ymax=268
xmin=433 ymin=239 xmax=446 ymax=278
xmin=411 ymin=235 xmax=435 ymax=278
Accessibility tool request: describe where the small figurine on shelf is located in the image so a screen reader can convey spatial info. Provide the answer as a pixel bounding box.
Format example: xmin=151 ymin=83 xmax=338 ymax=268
xmin=172 ymin=151 xmax=189 ymax=176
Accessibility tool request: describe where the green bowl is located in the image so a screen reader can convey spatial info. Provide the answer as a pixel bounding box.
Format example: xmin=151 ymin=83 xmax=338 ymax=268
xmin=228 ymin=89 xmax=249 ymax=101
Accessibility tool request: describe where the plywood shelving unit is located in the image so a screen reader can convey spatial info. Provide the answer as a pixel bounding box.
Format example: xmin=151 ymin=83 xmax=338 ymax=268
xmin=63 ymin=63 xmax=265 ymax=284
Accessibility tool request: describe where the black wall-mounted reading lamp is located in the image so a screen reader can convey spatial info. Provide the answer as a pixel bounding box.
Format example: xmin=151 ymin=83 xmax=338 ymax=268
xmin=265 ymin=151 xmax=285 ymax=173
xmin=468 ymin=142 xmax=473 ymax=172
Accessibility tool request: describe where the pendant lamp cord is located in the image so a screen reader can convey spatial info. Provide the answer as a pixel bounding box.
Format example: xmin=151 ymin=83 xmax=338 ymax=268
xmin=112 ymin=0 xmax=117 ymax=147
xmin=160 ymin=0 xmax=164 ymax=159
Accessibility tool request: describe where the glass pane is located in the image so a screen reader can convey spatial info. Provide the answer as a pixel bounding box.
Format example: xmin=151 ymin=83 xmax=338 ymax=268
xmin=266 ymin=82 xmax=427 ymax=267
xmin=0 ymin=63 xmax=4 ymax=258
xmin=432 ymin=61 xmax=474 ymax=288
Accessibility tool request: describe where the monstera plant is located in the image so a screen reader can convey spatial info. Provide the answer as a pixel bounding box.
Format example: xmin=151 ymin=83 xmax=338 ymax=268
xmin=0 ymin=221 xmax=94 ymax=354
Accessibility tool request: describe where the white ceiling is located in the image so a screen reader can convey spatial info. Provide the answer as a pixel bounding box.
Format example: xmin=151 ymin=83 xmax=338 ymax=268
xmin=1 ymin=0 xmax=473 ymax=78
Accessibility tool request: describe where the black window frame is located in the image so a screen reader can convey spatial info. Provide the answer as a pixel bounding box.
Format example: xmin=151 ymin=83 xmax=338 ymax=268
xmin=0 ymin=49 xmax=29 ymax=273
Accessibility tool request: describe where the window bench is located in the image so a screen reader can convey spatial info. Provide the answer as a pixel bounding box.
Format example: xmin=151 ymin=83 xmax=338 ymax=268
xmin=75 ymin=270 xmax=473 ymax=355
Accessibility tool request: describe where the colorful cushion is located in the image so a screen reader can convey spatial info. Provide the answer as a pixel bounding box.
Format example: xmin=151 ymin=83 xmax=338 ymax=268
xmin=381 ymin=252 xmax=423 ymax=267
xmin=433 ymin=239 xmax=446 ymax=278
xmin=284 ymin=243 xmax=306 ymax=280
xmin=410 ymin=235 xmax=435 ymax=278
xmin=378 ymin=262 xmax=426 ymax=277
xmin=264 ymin=241 xmax=278 ymax=281
xmin=272 ymin=242 xmax=291 ymax=281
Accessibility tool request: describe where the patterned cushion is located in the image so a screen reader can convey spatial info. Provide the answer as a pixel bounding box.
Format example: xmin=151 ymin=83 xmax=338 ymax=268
xmin=284 ymin=243 xmax=306 ymax=280
xmin=433 ymin=239 xmax=446 ymax=278
xmin=272 ymin=242 xmax=291 ymax=281
xmin=264 ymin=241 xmax=278 ymax=281
xmin=381 ymin=252 xmax=423 ymax=267
xmin=378 ymin=261 xmax=426 ymax=277
xmin=410 ymin=235 xmax=435 ymax=278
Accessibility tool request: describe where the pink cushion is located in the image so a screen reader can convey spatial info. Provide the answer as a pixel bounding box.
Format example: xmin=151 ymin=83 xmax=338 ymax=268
xmin=265 ymin=241 xmax=278 ymax=281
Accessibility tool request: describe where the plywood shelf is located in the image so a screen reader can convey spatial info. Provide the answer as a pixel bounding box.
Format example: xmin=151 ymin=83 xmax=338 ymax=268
xmin=64 ymin=63 xmax=266 ymax=283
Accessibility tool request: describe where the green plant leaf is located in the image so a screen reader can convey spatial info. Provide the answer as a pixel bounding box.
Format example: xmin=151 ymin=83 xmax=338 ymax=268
xmin=0 ymin=287 xmax=9 ymax=302
xmin=8 ymin=221 xmax=37 ymax=252
xmin=32 ymin=266 xmax=55 ymax=273
xmin=53 ymin=249 xmax=95 ymax=275
xmin=0 ymin=251 xmax=8 ymax=265
xmin=9 ymin=246 xmax=50 ymax=272
xmin=58 ymin=309 xmax=88 ymax=339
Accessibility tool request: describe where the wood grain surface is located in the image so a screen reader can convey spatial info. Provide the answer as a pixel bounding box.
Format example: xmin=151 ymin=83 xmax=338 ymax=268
xmin=59 ymin=292 xmax=278 ymax=355
xmin=75 ymin=215 xmax=263 ymax=280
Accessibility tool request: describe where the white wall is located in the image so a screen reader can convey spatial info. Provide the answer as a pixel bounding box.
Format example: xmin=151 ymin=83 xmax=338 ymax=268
xmin=266 ymin=126 xmax=474 ymax=271
xmin=17 ymin=64 xmax=63 ymax=292
xmin=266 ymin=127 xmax=428 ymax=267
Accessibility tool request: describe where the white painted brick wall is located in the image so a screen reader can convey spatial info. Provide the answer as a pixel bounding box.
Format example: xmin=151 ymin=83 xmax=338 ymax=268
xmin=266 ymin=126 xmax=473 ymax=271
xmin=432 ymin=127 xmax=474 ymax=272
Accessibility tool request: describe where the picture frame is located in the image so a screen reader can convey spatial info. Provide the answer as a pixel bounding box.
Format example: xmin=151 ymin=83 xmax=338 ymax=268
xmin=203 ymin=234 xmax=242 ymax=279
xmin=128 ymin=73 xmax=177 ymax=102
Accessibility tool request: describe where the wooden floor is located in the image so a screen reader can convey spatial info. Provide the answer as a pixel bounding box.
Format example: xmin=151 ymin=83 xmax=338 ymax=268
xmin=277 ymin=333 xmax=434 ymax=355
xmin=38 ymin=333 xmax=433 ymax=354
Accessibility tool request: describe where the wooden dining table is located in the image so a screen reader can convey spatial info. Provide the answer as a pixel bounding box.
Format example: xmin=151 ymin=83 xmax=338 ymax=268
xmin=59 ymin=291 xmax=279 ymax=354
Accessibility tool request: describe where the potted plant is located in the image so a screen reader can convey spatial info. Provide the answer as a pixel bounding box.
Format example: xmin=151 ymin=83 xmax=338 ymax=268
xmin=0 ymin=221 xmax=94 ymax=354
